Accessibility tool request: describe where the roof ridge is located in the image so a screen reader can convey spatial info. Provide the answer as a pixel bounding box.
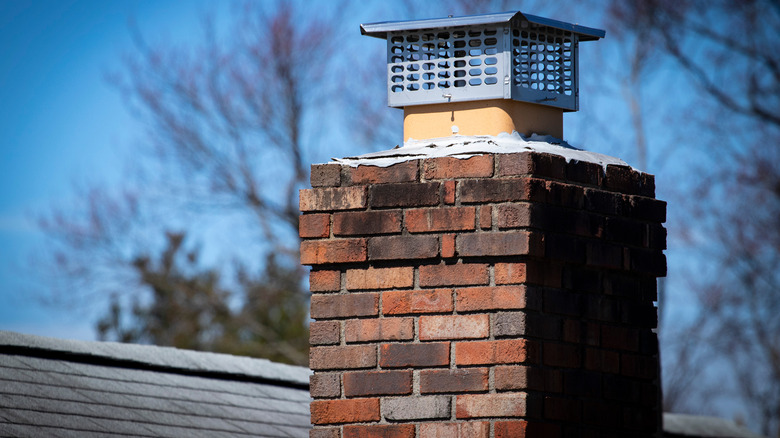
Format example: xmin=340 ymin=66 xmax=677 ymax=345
xmin=0 ymin=331 xmax=310 ymax=389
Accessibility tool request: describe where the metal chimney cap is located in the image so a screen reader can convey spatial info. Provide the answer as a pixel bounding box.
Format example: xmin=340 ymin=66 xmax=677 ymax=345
xmin=361 ymin=11 xmax=605 ymax=42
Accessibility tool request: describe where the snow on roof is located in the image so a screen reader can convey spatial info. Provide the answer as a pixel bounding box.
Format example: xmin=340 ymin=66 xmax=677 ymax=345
xmin=332 ymin=132 xmax=629 ymax=170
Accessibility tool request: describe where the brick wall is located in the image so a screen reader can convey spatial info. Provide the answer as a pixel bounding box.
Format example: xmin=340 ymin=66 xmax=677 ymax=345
xmin=301 ymin=152 xmax=666 ymax=438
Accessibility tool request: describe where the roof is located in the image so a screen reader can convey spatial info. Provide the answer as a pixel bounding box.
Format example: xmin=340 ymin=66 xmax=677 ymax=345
xmin=361 ymin=11 xmax=605 ymax=41
xmin=663 ymin=413 xmax=766 ymax=438
xmin=0 ymin=331 xmax=311 ymax=438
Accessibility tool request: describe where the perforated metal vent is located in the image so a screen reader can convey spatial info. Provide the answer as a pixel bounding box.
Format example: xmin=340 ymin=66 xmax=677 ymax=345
xmin=363 ymin=11 xmax=604 ymax=112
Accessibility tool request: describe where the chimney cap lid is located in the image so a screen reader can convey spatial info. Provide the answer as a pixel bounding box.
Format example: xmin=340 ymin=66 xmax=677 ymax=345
xmin=361 ymin=10 xmax=605 ymax=41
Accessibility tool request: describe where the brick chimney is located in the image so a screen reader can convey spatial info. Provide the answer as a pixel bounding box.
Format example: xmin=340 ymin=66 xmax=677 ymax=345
xmin=301 ymin=151 xmax=666 ymax=437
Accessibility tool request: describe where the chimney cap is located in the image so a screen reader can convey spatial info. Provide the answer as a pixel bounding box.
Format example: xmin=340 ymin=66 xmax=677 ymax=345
xmin=361 ymin=11 xmax=605 ymax=42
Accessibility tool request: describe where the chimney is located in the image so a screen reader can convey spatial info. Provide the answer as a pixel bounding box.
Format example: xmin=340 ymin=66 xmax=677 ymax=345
xmin=302 ymin=11 xmax=665 ymax=438
xmin=360 ymin=12 xmax=604 ymax=141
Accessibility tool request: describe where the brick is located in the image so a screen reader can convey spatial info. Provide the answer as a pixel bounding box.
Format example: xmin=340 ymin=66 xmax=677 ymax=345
xmin=562 ymin=369 xmax=602 ymax=397
xmin=310 ymin=427 xmax=340 ymax=438
xmin=566 ymin=159 xmax=603 ymax=186
xmin=310 ymin=321 xmax=340 ymax=345
xmin=419 ymin=314 xmax=489 ymax=340
xmin=299 ymin=214 xmax=330 ymax=238
xmin=546 ymin=180 xmax=585 ymax=208
xmin=419 ymin=263 xmax=489 ymax=287
xmin=495 ymin=203 xmax=532 ymax=229
xmin=524 ymin=260 xmax=563 ymax=287
xmin=545 ymin=396 xmax=581 ymax=422
xmin=332 ymin=210 xmax=402 ymax=236
xmin=382 ymin=289 xmax=453 ymax=315
xmin=419 ymin=422 xmax=489 ymax=438
xmin=420 ymin=368 xmax=488 ymax=394
xmin=601 ymin=325 xmax=639 ymax=351
xmin=605 ymin=216 xmax=645 ymax=246
xmin=405 ymin=207 xmax=476 ymax=233
xmin=301 ymin=239 xmax=367 ymax=265
xmin=495 ymin=263 xmax=527 ymax=284
xmin=456 ymin=393 xmax=526 ymax=418
xmin=310 ymin=293 xmax=378 ymax=319
xmin=543 ymin=342 xmax=581 ymax=368
xmin=495 ymin=421 xmax=561 ymax=438
xmin=345 ymin=318 xmax=414 ymax=342
xmin=380 ymin=342 xmax=449 ymax=368
xmin=493 ymin=312 xmax=526 ymax=337
xmin=349 ymin=161 xmax=418 ymax=184
xmin=545 ymin=233 xmax=585 ymax=264
xmin=300 ymin=186 xmax=366 ymax=211
xmin=638 ymin=172 xmax=655 ymax=197
xmin=423 ymin=154 xmax=494 ymax=179
xmin=441 ymin=233 xmax=456 ymax=258
xmin=498 ymin=151 xmax=566 ymax=179
xmin=343 ymin=424 xmax=415 ymax=438
xmin=370 ymin=182 xmax=440 ymax=208
xmin=459 ymin=178 xmax=527 ymax=203
xmin=455 ymin=339 xmax=534 ymax=365
xmin=310 ymin=398 xmax=380 ymax=424
xmin=346 ymin=267 xmax=413 ymax=290
xmin=368 ymin=235 xmax=438 ymax=260
xmin=443 ymin=180 xmax=456 ymax=204
xmin=630 ymin=248 xmax=667 ymax=276
xmin=584 ymin=188 xmax=624 ymax=216
xmin=543 ymin=289 xmax=582 ymax=317
xmin=495 ymin=365 xmax=540 ymax=391
xmin=309 ymin=270 xmax=341 ymax=292
xmin=586 ymin=242 xmax=624 ymax=270
xmin=458 ymin=231 xmax=539 ymax=257
xmin=604 ymin=164 xmax=637 ymax=194
xmin=310 ymin=345 xmax=376 ymax=370
xmin=383 ymin=396 xmax=451 ymax=420
xmin=310 ymin=373 xmax=340 ymax=398
xmin=478 ymin=205 xmax=492 ymax=230
xmin=456 ymin=286 xmax=537 ymax=312
xmin=311 ymin=163 xmax=342 ymax=187
xmin=343 ymin=370 xmax=412 ymax=397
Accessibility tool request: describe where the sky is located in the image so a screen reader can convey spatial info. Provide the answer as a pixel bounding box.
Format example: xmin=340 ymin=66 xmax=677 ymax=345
xmin=0 ymin=0 xmax=216 ymax=339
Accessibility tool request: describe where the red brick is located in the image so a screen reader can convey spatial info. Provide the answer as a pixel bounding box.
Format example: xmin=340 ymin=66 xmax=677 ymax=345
xmin=299 ymin=214 xmax=330 ymax=238
xmin=343 ymin=424 xmax=415 ymax=438
xmin=604 ymin=164 xmax=637 ymax=194
xmin=586 ymin=242 xmax=623 ymax=270
xmin=419 ymin=314 xmax=489 ymax=340
xmin=332 ymin=210 xmax=402 ymax=236
xmin=457 ymin=231 xmax=538 ymax=257
xmin=300 ymin=186 xmax=366 ymax=211
xmin=405 ymin=207 xmax=476 ymax=233
xmin=310 ymin=398 xmax=380 ymax=424
xmin=478 ymin=205 xmax=492 ymax=230
xmin=380 ymin=342 xmax=450 ymax=368
xmin=543 ymin=342 xmax=582 ymax=368
xmin=419 ymin=263 xmax=489 ymax=287
xmin=455 ymin=339 xmax=535 ymax=365
xmin=525 ymin=260 xmax=563 ymax=287
xmin=497 ymin=151 xmax=566 ymax=179
xmin=345 ymin=318 xmax=414 ymax=342
xmin=382 ymin=289 xmax=453 ymax=315
xmin=301 ymin=239 xmax=367 ymax=265
xmin=545 ymin=396 xmax=581 ymax=422
xmin=420 ymin=368 xmax=489 ymax=394
xmin=443 ymin=180 xmax=456 ymax=204
xmin=368 ymin=235 xmax=438 ymax=260
xmin=419 ymin=422 xmax=489 ymax=438
xmin=601 ymin=325 xmax=639 ymax=351
xmin=343 ymin=370 xmax=412 ymax=397
xmin=495 ymin=365 xmax=540 ymax=391
xmin=495 ymin=263 xmax=527 ymax=285
xmin=423 ymin=155 xmax=494 ymax=179
xmin=310 ymin=373 xmax=340 ymax=398
xmin=350 ymin=161 xmax=418 ymax=184
xmin=310 ymin=345 xmax=377 ymax=370
xmin=370 ymin=182 xmax=440 ymax=208
xmin=310 ymin=293 xmax=378 ymax=319
xmin=629 ymin=196 xmax=666 ymax=223
xmin=459 ymin=178 xmax=530 ymax=203
xmin=456 ymin=286 xmax=535 ymax=311
xmin=311 ymin=163 xmax=342 ymax=187
xmin=495 ymin=421 xmax=561 ymax=438
xmin=441 ymin=233 xmax=456 ymax=258
xmin=309 ymin=270 xmax=341 ymax=292
xmin=496 ymin=203 xmax=532 ymax=229
xmin=456 ymin=393 xmax=526 ymax=418
xmin=346 ymin=267 xmax=413 ymax=290
xmin=310 ymin=321 xmax=340 ymax=345
xmin=566 ymin=159 xmax=603 ymax=187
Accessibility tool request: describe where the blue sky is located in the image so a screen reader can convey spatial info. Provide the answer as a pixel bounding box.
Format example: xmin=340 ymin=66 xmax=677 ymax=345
xmin=0 ymin=0 xmax=215 ymax=338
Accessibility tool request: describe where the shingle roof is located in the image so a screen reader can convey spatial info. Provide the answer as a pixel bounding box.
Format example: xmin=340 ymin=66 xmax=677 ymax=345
xmin=0 ymin=331 xmax=311 ymax=438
